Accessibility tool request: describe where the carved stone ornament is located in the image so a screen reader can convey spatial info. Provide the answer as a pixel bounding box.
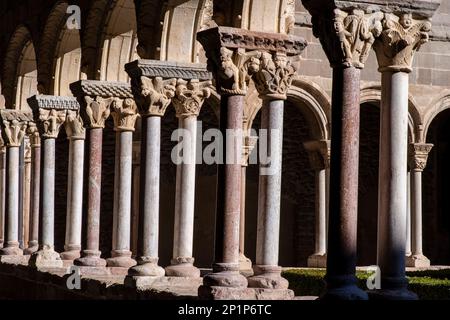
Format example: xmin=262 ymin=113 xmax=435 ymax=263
xmin=37 ymin=108 xmax=67 ymax=139
xmin=111 ymin=98 xmax=140 ymax=132
xmin=84 ymin=96 xmax=113 ymax=129
xmin=311 ymin=8 xmax=383 ymax=68
xmin=374 ymin=13 xmax=432 ymax=73
xmin=0 ymin=110 xmax=34 ymax=147
xmin=139 ymin=76 xmax=177 ymax=117
xmin=65 ymin=110 xmax=86 ymax=140
xmin=27 ymin=122 xmax=41 ymax=147
xmin=242 ymin=135 xmax=258 ymax=166
xmin=252 ymin=52 xmax=297 ymax=100
xmin=408 ymin=143 xmax=433 ymax=172
xmin=173 ymin=79 xmax=213 ymax=118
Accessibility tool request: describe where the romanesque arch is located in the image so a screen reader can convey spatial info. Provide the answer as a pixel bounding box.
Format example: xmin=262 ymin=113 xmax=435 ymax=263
xmin=423 ymin=91 xmax=450 ymax=140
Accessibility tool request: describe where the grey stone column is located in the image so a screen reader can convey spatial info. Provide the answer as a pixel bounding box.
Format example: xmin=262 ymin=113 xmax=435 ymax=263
xmin=166 ymin=79 xmax=212 ymax=278
xmin=406 ymin=171 xmax=412 ymax=257
xmin=0 ymin=143 xmax=5 ymax=249
xmin=24 ymin=124 xmax=40 ymax=255
xmin=61 ymin=110 xmax=86 ymax=261
xmin=107 ymin=98 xmax=139 ymax=268
xmin=305 ymin=140 xmax=330 ymax=268
xmin=239 ymin=135 xmax=258 ymax=276
xmin=28 ymin=96 xmax=70 ymax=269
xmin=371 ymin=13 xmax=434 ymax=300
xmin=0 ymin=110 xmax=32 ymax=258
xmin=197 ymin=26 xmax=306 ymax=299
xmin=406 ymin=143 xmax=432 ymax=268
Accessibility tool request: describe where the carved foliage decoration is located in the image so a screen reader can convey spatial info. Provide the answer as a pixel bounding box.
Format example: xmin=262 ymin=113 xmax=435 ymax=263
xmin=374 ymin=13 xmax=431 ymax=72
xmin=111 ymin=98 xmax=140 ymax=132
xmin=139 ymin=76 xmax=176 ymax=116
xmin=84 ymin=96 xmax=113 ymax=129
xmin=173 ymin=79 xmax=213 ymax=118
xmin=37 ymin=109 xmax=67 ymax=139
xmin=408 ymin=143 xmax=433 ymax=171
xmin=252 ymin=52 xmax=296 ymax=100
xmin=27 ymin=122 xmax=41 ymax=147
xmin=311 ymin=8 xmax=383 ymax=68
xmin=2 ymin=119 xmax=28 ymax=147
xmin=65 ymin=110 xmax=86 ymax=140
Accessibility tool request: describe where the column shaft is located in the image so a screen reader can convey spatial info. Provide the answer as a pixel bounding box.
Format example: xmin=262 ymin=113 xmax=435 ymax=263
xmin=41 ymin=138 xmax=56 ymax=249
xmin=406 ymin=171 xmax=411 ymax=256
xmin=315 ymin=168 xmax=327 ymax=255
xmin=377 ymin=71 xmax=410 ymax=293
xmin=411 ymin=170 xmax=423 ymax=255
xmin=0 ymin=151 xmax=6 ymax=248
xmin=25 ymin=146 xmax=40 ymax=254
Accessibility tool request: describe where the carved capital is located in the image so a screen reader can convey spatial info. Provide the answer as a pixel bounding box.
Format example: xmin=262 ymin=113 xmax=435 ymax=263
xmin=24 ymin=139 xmax=32 ymax=163
xmin=252 ymin=52 xmax=296 ymax=100
xmin=311 ymin=8 xmax=383 ymax=69
xmin=173 ymin=79 xmax=212 ymax=118
xmin=84 ymin=96 xmax=113 ymax=129
xmin=139 ymin=77 xmax=176 ymax=117
xmin=65 ymin=110 xmax=86 ymax=140
xmin=27 ymin=122 xmax=41 ymax=147
xmin=36 ymin=109 xmax=67 ymax=139
xmin=408 ymin=143 xmax=433 ymax=172
xmin=0 ymin=110 xmax=33 ymax=147
xmin=111 ymin=98 xmax=140 ymax=132
xmin=304 ymin=140 xmax=331 ymax=170
xmin=374 ymin=13 xmax=431 ymax=73
xmin=242 ymin=135 xmax=258 ymax=167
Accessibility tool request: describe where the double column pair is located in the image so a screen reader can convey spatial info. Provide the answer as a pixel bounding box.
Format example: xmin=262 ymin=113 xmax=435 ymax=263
xmin=302 ymin=0 xmax=439 ymax=299
xmin=196 ymin=27 xmax=306 ymax=299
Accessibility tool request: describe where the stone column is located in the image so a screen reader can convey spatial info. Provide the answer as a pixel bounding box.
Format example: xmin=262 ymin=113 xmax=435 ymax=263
xmin=197 ymin=26 xmax=306 ymax=299
xmin=239 ymin=135 xmax=258 ymax=276
xmin=406 ymin=171 xmax=412 ymax=257
xmin=60 ymin=109 xmax=86 ymax=261
xmin=24 ymin=124 xmax=40 ymax=255
xmin=303 ymin=3 xmax=384 ymax=299
xmin=0 ymin=142 xmax=5 ymax=249
xmin=22 ymin=139 xmax=31 ymax=250
xmin=371 ymin=13 xmax=433 ymax=300
xmin=107 ymin=98 xmax=139 ymax=268
xmin=73 ymin=96 xmax=112 ymax=267
xmin=305 ymin=140 xmax=330 ymax=268
xmin=165 ymin=79 xmax=212 ymax=278
xmin=0 ymin=110 xmax=32 ymax=258
xmin=406 ymin=143 xmax=432 ymax=268
xmin=247 ymin=51 xmax=302 ymax=296
xmin=28 ymin=98 xmax=68 ymax=269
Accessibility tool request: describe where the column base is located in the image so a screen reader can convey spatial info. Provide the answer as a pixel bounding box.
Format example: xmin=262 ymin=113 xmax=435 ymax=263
xmin=24 ymin=245 xmax=39 ymax=255
xmin=127 ymin=257 xmax=163 ymax=276
xmin=28 ymin=248 xmax=63 ymax=269
xmin=405 ymin=254 xmax=430 ymax=268
xmin=106 ymin=250 xmax=136 ymax=268
xmin=0 ymin=244 xmax=23 ymax=256
xmin=203 ymin=263 xmax=248 ymax=288
xmin=247 ymin=265 xmax=289 ymax=289
xmin=165 ymin=257 xmax=200 ymax=278
xmin=321 ymin=274 xmax=368 ymax=300
xmin=307 ymin=253 xmax=327 ymax=268
xmin=198 ymin=285 xmax=255 ymax=300
xmin=367 ymin=276 xmax=418 ymax=300
xmin=0 ymin=255 xmax=28 ymax=265
xmin=74 ymin=250 xmax=106 ymax=267
xmin=60 ymin=249 xmax=81 ymax=261
xmin=239 ymin=253 xmax=253 ymax=277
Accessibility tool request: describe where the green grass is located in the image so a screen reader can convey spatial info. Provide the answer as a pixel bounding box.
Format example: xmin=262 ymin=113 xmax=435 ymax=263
xmin=282 ymin=268 xmax=450 ymax=300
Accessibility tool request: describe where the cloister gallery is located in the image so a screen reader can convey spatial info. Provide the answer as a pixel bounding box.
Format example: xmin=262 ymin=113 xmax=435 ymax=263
xmin=0 ymin=0 xmax=449 ymax=300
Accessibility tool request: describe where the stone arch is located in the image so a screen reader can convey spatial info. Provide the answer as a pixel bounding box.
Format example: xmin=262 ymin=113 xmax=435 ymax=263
xmin=423 ymin=91 xmax=450 ymax=141
xmin=2 ymin=25 xmax=37 ymax=109
xmin=286 ymin=77 xmax=331 ymax=141
xmin=360 ymin=86 xmax=422 ymax=143
xmin=38 ymin=1 xmax=82 ymax=95
xmin=241 ymin=0 xmax=295 ymax=34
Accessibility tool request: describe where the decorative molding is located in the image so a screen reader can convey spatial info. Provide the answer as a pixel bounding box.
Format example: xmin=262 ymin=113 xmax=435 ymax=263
xmin=408 ymin=143 xmax=433 ymax=172
xmin=197 ymin=27 xmax=306 ymax=96
xmin=139 ymin=77 xmax=176 ymax=117
xmin=374 ymin=13 xmax=432 ymax=73
xmin=126 ymin=60 xmax=212 ymax=81
xmin=70 ymin=80 xmax=133 ymax=99
xmin=304 ymin=140 xmax=331 ymax=170
xmin=173 ymin=79 xmax=213 ymax=118
xmin=252 ymin=52 xmax=297 ymax=100
xmin=0 ymin=110 xmax=33 ymax=147
xmin=111 ymin=98 xmax=140 ymax=132
xmin=27 ymin=95 xmax=80 ymax=111
xmin=65 ymin=110 xmax=86 ymax=140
